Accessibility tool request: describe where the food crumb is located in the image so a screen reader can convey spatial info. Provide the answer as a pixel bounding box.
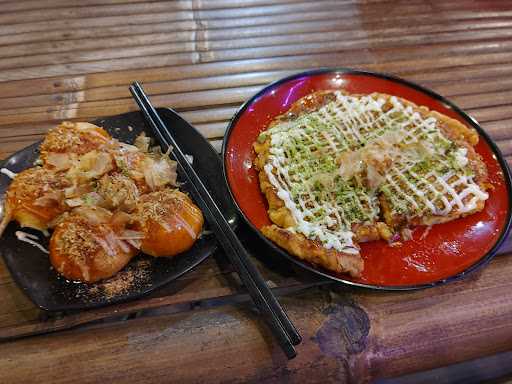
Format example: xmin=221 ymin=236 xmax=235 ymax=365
xmin=73 ymin=258 xmax=152 ymax=301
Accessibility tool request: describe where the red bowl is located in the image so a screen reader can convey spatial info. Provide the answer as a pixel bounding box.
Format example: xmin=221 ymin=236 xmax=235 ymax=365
xmin=223 ymin=69 xmax=512 ymax=289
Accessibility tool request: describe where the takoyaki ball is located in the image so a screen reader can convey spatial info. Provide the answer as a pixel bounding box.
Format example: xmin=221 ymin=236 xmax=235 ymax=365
xmin=65 ymin=150 xmax=115 ymax=186
xmin=113 ymin=150 xmax=177 ymax=195
xmin=96 ymin=172 xmax=140 ymax=212
xmin=111 ymin=133 xmax=177 ymax=193
xmin=139 ymin=154 xmax=177 ymax=192
xmin=1 ymin=167 xmax=71 ymax=234
xmin=112 ymin=150 xmax=151 ymax=194
xmin=132 ymin=189 xmax=204 ymax=257
xmin=40 ymin=122 xmax=111 ymax=170
xmin=49 ymin=207 xmax=137 ymax=283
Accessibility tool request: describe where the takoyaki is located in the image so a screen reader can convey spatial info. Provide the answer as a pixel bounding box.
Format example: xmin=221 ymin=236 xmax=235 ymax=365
xmin=96 ymin=172 xmax=140 ymax=212
xmin=49 ymin=207 xmax=136 ymax=282
xmin=0 ymin=167 xmax=70 ymax=234
xmin=40 ymin=122 xmax=111 ymax=170
xmin=132 ymin=189 xmax=203 ymax=257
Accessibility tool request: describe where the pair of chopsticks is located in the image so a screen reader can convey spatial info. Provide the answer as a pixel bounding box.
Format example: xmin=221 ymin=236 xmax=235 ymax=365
xmin=129 ymin=82 xmax=301 ymax=359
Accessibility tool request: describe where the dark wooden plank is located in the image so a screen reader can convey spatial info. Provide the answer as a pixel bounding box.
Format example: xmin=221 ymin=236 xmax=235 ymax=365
xmin=2 ymin=33 xmax=512 ymax=95
xmin=452 ymin=90 xmax=512 ymax=109
xmin=1 ymin=69 xmax=512 ymax=130
xmin=0 ymin=0 xmax=305 ymax=14
xmin=0 ymin=70 xmax=294 ymax=110
xmin=1 ymin=32 xmax=511 ymax=97
xmin=481 ymin=119 xmax=512 ymax=141
xmin=3 ymin=15 xmax=512 ymax=59
xmin=376 ymin=350 xmax=512 ymax=384
xmin=2 ymin=12 xmax=511 ymax=49
xmin=3 ymin=31 xmax=512 ymax=81
xmin=0 ymin=0 xmax=509 ymax=38
xmin=469 ymin=105 xmax=512 ymax=123
xmin=0 ymin=1 xmax=430 ymax=35
xmin=1 ymin=44 xmax=512 ymax=117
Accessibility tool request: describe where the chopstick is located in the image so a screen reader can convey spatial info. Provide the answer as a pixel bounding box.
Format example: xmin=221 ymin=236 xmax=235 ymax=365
xmin=129 ymin=82 xmax=301 ymax=359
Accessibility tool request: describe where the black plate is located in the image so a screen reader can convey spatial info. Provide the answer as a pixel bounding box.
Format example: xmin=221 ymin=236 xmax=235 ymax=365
xmin=0 ymin=109 xmax=237 ymax=311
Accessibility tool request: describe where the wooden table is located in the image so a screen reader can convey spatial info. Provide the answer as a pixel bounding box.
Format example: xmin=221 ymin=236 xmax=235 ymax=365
xmin=1 ymin=1 xmax=512 ymax=383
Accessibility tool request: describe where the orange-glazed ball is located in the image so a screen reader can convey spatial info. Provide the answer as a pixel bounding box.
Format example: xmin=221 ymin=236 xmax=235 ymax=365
xmin=3 ymin=167 xmax=71 ymax=231
xmin=96 ymin=172 xmax=140 ymax=212
xmin=112 ymin=149 xmax=152 ymax=194
xmin=133 ymin=189 xmax=204 ymax=257
xmin=49 ymin=207 xmax=137 ymax=283
xmin=112 ymin=148 xmax=177 ymax=195
xmin=40 ymin=122 xmax=111 ymax=169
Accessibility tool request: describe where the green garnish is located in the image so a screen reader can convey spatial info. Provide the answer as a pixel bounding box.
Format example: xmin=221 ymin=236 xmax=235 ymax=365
xmin=257 ymin=132 xmax=268 ymax=143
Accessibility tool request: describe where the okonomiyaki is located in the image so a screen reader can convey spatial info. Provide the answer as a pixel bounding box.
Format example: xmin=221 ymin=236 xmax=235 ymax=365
xmin=253 ymin=90 xmax=489 ymax=277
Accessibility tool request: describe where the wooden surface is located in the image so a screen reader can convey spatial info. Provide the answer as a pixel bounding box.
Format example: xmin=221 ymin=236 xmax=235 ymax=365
xmin=1 ymin=1 xmax=512 ymax=383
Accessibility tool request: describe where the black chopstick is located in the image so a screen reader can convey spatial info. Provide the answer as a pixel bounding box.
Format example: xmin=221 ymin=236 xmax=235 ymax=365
xmin=129 ymin=82 xmax=301 ymax=358
xmin=130 ymin=83 xmax=299 ymax=357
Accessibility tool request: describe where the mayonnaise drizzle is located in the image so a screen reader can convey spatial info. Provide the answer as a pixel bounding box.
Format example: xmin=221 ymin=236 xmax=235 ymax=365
xmin=0 ymin=168 xmax=16 ymax=179
xmin=15 ymin=231 xmax=49 ymax=254
xmin=263 ymin=91 xmax=489 ymax=253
